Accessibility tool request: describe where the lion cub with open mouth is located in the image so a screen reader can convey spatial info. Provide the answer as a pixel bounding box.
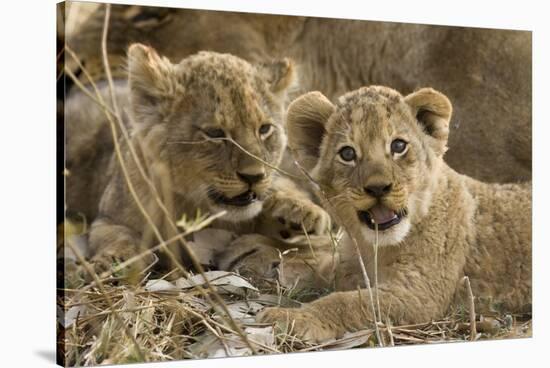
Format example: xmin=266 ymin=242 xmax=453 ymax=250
xmin=66 ymin=44 xmax=330 ymax=274
xmin=258 ymin=86 xmax=531 ymax=342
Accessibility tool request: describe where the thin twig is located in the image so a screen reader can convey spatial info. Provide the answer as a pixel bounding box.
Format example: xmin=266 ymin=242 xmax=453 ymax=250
xmin=463 ymin=276 xmax=477 ymax=341
xmin=373 ymin=223 xmax=382 ymax=323
xmin=301 ymin=222 xmax=318 ymax=262
xmin=386 ymin=317 xmax=395 ymax=346
xmin=167 ymin=137 xmax=301 ymax=180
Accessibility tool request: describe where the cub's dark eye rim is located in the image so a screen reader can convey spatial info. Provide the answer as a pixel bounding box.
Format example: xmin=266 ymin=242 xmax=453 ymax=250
xmin=203 ymin=128 xmax=226 ymax=139
xmin=259 ymin=123 xmax=273 ymax=137
xmin=391 ymin=139 xmax=408 ymax=155
xmin=338 ymin=146 xmax=357 ymax=162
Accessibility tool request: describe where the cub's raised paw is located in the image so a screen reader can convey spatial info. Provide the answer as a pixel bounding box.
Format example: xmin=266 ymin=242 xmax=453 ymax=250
xmin=263 ymin=194 xmax=331 ymax=240
xmin=257 ymin=306 xmax=339 ymax=343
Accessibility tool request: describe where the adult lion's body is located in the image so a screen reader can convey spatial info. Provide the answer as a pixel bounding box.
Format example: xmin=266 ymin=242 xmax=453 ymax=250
xmin=67 ymin=5 xmax=531 ymax=183
xmin=258 ymin=86 xmax=531 ymax=342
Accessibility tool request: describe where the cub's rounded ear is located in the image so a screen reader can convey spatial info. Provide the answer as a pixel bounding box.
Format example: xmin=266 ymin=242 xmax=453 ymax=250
xmin=128 ymin=43 xmax=176 ymax=127
xmin=258 ymin=58 xmax=295 ymax=95
xmin=404 ymin=88 xmax=453 ymax=155
xmin=287 ymin=91 xmax=335 ymax=172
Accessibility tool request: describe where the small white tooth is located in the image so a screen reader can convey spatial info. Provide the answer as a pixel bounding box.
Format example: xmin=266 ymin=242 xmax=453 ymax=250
xmin=367 ymin=211 xmax=375 ymax=224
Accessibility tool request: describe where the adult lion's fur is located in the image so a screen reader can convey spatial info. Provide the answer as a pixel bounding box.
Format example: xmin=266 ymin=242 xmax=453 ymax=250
xmin=67 ymin=4 xmax=531 ymax=183
xmin=258 ymin=86 xmax=531 ymax=342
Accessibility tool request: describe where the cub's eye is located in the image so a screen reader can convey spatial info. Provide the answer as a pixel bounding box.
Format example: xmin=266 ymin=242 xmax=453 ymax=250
xmin=338 ymin=146 xmax=356 ymax=162
xmin=204 ymin=128 xmax=226 ymax=139
xmin=259 ymin=124 xmax=273 ymax=136
xmin=391 ymin=139 xmax=408 ymax=154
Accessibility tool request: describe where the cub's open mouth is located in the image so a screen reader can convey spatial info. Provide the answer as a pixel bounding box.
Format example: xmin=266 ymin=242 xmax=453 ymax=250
xmin=208 ymin=189 xmax=258 ymax=207
xmin=358 ymin=204 xmax=406 ymax=231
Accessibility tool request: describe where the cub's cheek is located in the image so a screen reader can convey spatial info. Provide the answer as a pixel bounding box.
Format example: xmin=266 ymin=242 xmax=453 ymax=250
xmin=266 ymin=135 xmax=286 ymax=159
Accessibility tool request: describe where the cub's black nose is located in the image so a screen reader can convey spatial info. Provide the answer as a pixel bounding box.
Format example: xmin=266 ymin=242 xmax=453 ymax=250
xmin=237 ymin=172 xmax=265 ymax=185
xmin=364 ymin=183 xmax=392 ymax=198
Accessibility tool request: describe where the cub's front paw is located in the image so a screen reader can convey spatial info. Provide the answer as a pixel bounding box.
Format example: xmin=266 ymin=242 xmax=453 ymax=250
xmin=257 ymin=307 xmax=339 ymax=343
xmin=90 ymin=244 xmax=157 ymax=281
xmin=264 ymin=194 xmax=331 ymax=240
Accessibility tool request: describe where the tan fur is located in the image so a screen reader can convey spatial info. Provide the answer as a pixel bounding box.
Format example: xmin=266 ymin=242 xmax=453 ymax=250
xmin=68 ymin=5 xmax=531 ymax=183
xmin=257 ymin=86 xmax=531 ymax=342
xmin=66 ymin=44 xmax=330 ymax=270
xmin=215 ymin=233 xmax=334 ymax=291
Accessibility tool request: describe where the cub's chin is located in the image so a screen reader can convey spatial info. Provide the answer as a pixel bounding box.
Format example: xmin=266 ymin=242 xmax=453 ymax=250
xmin=207 ymin=189 xmax=264 ymax=222
xmin=358 ymin=219 xmax=411 ymax=246
xmin=356 ymin=207 xmax=411 ymax=246
xmin=211 ymin=201 xmax=264 ymax=222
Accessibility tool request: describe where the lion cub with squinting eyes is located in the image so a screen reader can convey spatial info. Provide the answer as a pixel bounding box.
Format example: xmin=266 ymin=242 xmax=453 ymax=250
xmin=66 ymin=44 xmax=330 ymax=273
xmin=258 ymin=86 xmax=531 ymax=342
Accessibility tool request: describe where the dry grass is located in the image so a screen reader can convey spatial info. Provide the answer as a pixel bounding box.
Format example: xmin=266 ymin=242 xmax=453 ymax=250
xmin=57 ymin=255 xmax=532 ymax=365
xmin=58 ymin=4 xmax=532 ymax=366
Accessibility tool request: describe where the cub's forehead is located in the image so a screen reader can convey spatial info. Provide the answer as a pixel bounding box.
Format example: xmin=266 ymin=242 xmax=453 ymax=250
xmin=179 ymin=52 xmax=262 ymax=90
xmin=177 ymin=53 xmax=273 ymax=129
xmin=331 ymin=86 xmax=411 ymax=134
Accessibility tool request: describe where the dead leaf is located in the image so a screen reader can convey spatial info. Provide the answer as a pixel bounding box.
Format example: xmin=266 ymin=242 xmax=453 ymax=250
xmin=187 ymin=326 xmax=276 ymax=358
xmin=214 ymin=301 xmax=264 ymax=323
xmin=175 ymin=271 xmax=258 ymax=296
xmin=58 ymin=305 xmax=87 ymax=328
xmin=145 ymin=279 xmax=178 ymax=292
